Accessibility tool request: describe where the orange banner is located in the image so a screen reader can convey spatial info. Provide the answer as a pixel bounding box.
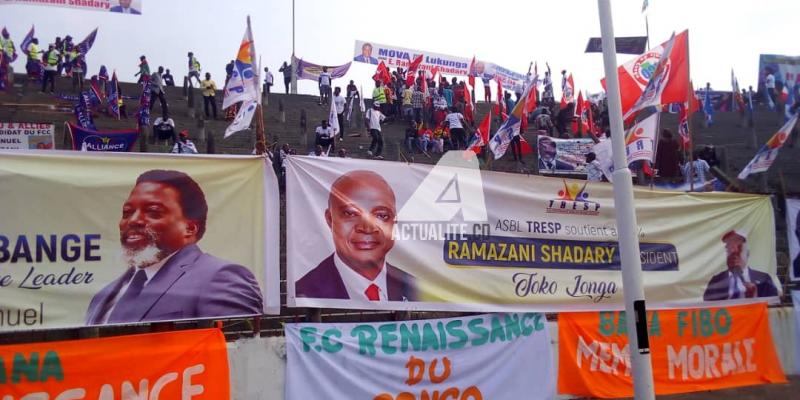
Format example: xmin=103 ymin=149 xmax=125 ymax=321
xmin=0 ymin=328 xmax=230 ymax=399
xmin=558 ymin=303 xmax=786 ymax=398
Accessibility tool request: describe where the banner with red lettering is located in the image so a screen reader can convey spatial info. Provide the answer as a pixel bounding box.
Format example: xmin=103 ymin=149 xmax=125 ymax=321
xmin=286 ymin=313 xmax=555 ymax=399
xmin=0 ymin=122 xmax=54 ymax=150
xmin=0 ymin=328 xmax=229 ymax=398
xmin=558 ymin=303 xmax=786 ymax=398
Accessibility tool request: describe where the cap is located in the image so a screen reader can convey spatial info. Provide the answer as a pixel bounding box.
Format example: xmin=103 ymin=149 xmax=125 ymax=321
xmin=179 ymin=130 xmax=189 ymax=138
xmin=722 ymin=229 xmax=747 ymax=243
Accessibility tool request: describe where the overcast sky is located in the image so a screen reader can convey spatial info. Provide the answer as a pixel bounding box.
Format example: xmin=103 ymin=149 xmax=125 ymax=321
xmin=2 ymin=0 xmax=798 ymax=98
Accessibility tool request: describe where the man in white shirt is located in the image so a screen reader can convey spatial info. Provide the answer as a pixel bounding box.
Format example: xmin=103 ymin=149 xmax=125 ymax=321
xmin=333 ymin=86 xmax=346 ymax=140
xmin=445 ymin=107 xmax=468 ymax=149
xmin=295 ymin=170 xmax=416 ymax=302
xmin=171 ymin=130 xmax=198 ymax=154
xmin=318 ymin=66 xmax=332 ymax=105
xmin=315 ymin=120 xmax=335 ymax=152
xmin=308 ymin=145 xmax=327 ymax=157
xmin=264 ymin=67 xmax=273 ymax=95
xmin=764 ymin=70 xmax=776 ymax=110
xmin=366 ymin=103 xmax=386 ymax=159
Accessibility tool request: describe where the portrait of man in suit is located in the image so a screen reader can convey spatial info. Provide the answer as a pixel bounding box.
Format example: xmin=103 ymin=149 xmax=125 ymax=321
xmin=353 ymin=43 xmax=379 ymax=65
xmin=109 ymin=0 xmax=141 ymax=14
xmin=538 ymin=136 xmax=575 ymax=172
xmin=296 ymin=170 xmax=417 ymax=301
xmin=85 ymin=169 xmax=263 ymax=325
xmin=702 ymin=230 xmax=779 ymax=301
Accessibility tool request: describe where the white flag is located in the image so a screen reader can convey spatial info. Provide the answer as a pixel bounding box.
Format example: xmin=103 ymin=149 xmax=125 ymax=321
xmin=738 ymin=114 xmax=798 ymax=179
xmin=225 ymin=99 xmax=259 ymax=138
xmin=592 ymin=139 xmax=615 ymax=182
xmin=624 ymin=112 xmax=660 ymax=164
xmin=328 ymin=94 xmax=340 ymax=135
xmin=359 ymin=85 xmax=366 ymax=113
xmin=222 ymin=17 xmax=259 ymax=110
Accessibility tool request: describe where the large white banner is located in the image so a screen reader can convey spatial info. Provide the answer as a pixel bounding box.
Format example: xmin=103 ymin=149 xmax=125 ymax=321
xmin=286 ymin=153 xmax=780 ymax=312
xmin=0 ymin=122 xmax=54 ymax=150
xmin=353 ymin=40 xmax=525 ymax=88
xmin=285 ymin=313 xmax=555 ymax=400
xmin=788 ymin=198 xmax=800 ymax=281
xmin=0 ymin=0 xmax=143 ymax=14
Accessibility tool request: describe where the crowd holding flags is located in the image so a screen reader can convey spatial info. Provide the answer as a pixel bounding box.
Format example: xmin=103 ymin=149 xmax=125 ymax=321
xmin=106 ymin=70 xmax=120 ymax=119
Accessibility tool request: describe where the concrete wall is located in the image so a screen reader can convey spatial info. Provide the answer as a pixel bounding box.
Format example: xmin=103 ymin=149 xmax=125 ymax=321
xmin=226 ymin=307 xmax=800 ymax=399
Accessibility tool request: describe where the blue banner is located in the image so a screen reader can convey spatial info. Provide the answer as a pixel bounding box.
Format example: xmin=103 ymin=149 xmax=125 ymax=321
xmin=67 ymin=123 xmax=139 ymax=152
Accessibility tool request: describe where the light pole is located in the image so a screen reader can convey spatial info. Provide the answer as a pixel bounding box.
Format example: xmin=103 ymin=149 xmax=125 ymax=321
xmin=597 ymin=0 xmax=656 ymax=398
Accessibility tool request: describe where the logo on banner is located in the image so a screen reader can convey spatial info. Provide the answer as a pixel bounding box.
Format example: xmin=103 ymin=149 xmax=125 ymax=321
xmin=546 ymin=181 xmax=600 ymax=216
xmin=631 ymin=51 xmax=662 ymax=87
xmin=395 ymin=151 xmax=489 ymax=241
xmin=81 ymin=134 xmax=127 ymax=151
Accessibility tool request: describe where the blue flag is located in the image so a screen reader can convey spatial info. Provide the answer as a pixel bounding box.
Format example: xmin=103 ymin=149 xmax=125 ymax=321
xmin=703 ymin=87 xmax=714 ymax=125
xmin=76 ymin=28 xmax=98 ymax=55
xmin=67 ymin=123 xmax=139 ymax=152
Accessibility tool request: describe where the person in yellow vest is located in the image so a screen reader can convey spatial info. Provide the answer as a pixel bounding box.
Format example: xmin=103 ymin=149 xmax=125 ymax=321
xmin=25 ymin=38 xmax=41 ymax=79
xmin=200 ymin=72 xmax=217 ymax=120
xmin=188 ymin=51 xmax=201 ymax=87
xmin=0 ymin=28 xmax=15 ymax=91
xmin=372 ymin=80 xmax=386 ymax=112
xmin=40 ymin=44 xmax=60 ymax=93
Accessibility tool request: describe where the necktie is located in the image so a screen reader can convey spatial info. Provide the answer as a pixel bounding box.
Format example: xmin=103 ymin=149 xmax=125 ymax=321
xmin=731 ymin=275 xmax=741 ymax=299
xmin=365 ymin=283 xmax=380 ymax=301
xmin=108 ymin=269 xmax=148 ymax=323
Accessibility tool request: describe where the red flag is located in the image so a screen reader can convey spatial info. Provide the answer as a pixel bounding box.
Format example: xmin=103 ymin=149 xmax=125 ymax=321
xmin=464 ymin=82 xmax=475 ymax=124
xmin=495 ymin=79 xmax=505 ymax=115
xmin=572 ymin=91 xmax=585 ymax=133
xmin=678 ymin=103 xmax=691 ymax=150
xmin=373 ymin=61 xmax=392 ymax=86
xmin=470 ymin=112 xmax=491 ymax=154
xmin=603 ymin=30 xmax=690 ymax=117
xmin=520 ymin=136 xmax=533 ymax=155
xmin=524 ymin=82 xmax=538 ymax=114
xmin=560 ymin=73 xmax=574 ymax=109
xmin=688 ymin=80 xmax=701 ymax=114
xmin=405 ymin=54 xmax=424 ymax=86
xmin=587 ymin=100 xmax=596 ymax=136
xmin=429 ymin=66 xmax=440 ymax=83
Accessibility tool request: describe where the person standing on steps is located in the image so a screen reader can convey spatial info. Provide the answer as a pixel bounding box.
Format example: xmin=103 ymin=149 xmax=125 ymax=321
xmin=318 ymin=66 xmax=332 ymax=105
xmin=135 ymin=55 xmax=149 ymax=84
xmin=279 ymin=61 xmax=292 ymax=94
xmin=200 ymin=72 xmax=218 ymax=120
xmin=333 ymin=87 xmax=346 ymax=140
xmin=187 ymin=52 xmax=202 ymax=87
xmin=264 ymin=67 xmax=273 ymax=95
xmin=366 ymin=103 xmax=386 ymax=160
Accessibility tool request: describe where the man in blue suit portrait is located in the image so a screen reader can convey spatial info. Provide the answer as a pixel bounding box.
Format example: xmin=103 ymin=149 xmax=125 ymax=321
xmin=85 ymin=169 xmax=263 ymax=325
xmin=109 ymin=0 xmax=141 ymax=15
xmin=353 ymin=42 xmax=379 ymax=65
xmin=296 ymin=170 xmax=416 ymax=302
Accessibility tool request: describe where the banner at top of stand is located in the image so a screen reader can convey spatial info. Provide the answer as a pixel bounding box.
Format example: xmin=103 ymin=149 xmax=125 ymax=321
xmin=0 ymin=150 xmax=281 ymax=332
xmin=0 ymin=0 xmax=143 ymax=14
xmin=353 ymin=40 xmax=525 ymax=89
xmin=286 ymin=153 xmax=780 ymax=313
xmin=758 ymin=54 xmax=800 ymax=90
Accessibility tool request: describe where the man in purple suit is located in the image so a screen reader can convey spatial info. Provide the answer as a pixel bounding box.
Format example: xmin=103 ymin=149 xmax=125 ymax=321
xmin=85 ymin=170 xmax=263 ymax=325
xmin=109 ymin=0 xmax=141 ymax=14
xmin=296 ymin=170 xmax=417 ymax=302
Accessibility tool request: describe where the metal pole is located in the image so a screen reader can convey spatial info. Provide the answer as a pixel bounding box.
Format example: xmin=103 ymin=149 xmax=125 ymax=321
xmin=597 ymin=1 xmax=656 ymax=399
xmin=290 ymin=0 xmax=298 ymax=94
xmin=645 ymin=14 xmax=650 ymax=50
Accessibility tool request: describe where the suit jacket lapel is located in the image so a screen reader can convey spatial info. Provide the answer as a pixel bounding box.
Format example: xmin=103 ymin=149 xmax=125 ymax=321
xmin=123 ymin=245 xmax=201 ymax=321
xmin=87 ymin=269 xmax=132 ymax=325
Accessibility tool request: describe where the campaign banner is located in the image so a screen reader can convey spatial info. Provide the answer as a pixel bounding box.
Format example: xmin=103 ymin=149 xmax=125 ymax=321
xmin=286 ymin=153 xmax=780 ymax=312
xmin=537 ymin=135 xmax=594 ymax=175
xmin=67 ymin=123 xmax=139 ymax=152
xmin=758 ymin=54 xmax=800 ymax=91
xmin=0 ymin=122 xmax=54 ymax=150
xmin=353 ymin=40 xmax=525 ymax=88
xmin=0 ymin=328 xmax=229 ymax=398
xmin=285 ymin=313 xmax=555 ymax=399
xmin=558 ymin=303 xmax=786 ymax=398
xmin=0 ymin=150 xmax=280 ymax=331
xmin=293 ymin=55 xmax=351 ymax=81
xmin=788 ymin=198 xmax=800 ymax=281
xmin=0 ymin=0 xmax=143 ymax=14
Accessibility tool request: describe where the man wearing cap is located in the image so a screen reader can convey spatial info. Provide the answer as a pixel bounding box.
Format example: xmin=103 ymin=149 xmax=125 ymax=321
xmin=702 ymin=230 xmax=779 ymax=301
xmin=171 ymin=131 xmax=198 ymax=154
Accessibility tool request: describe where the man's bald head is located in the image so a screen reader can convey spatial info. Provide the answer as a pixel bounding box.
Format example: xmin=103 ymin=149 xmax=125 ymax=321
xmin=325 ymin=170 xmax=397 ymax=280
xmin=328 ymin=170 xmax=396 ymax=209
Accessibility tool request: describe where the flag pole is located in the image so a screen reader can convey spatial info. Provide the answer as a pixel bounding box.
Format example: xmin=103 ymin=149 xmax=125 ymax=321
xmin=645 ymin=14 xmax=650 ymax=50
xmin=597 ymin=1 xmax=656 ymax=399
xmin=290 ymin=0 xmax=297 ymax=94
